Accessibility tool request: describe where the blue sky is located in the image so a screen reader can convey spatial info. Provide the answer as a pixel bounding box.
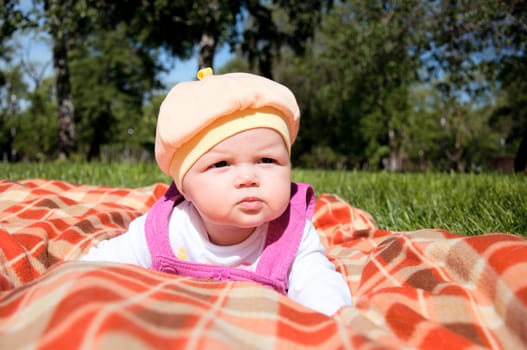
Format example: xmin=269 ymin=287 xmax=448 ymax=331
xmin=10 ymin=29 xmax=232 ymax=89
xmin=161 ymin=46 xmax=232 ymax=86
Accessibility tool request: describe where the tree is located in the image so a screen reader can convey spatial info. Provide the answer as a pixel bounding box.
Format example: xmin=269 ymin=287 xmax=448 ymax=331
xmin=0 ymin=66 xmax=26 ymax=161
xmin=491 ymin=5 xmax=527 ymax=172
xmin=151 ymin=0 xmax=331 ymax=79
xmin=24 ymin=0 xmax=202 ymax=160
xmin=189 ymin=1 xmax=241 ymax=70
xmin=0 ymin=0 xmax=25 ymax=62
xmin=237 ymin=0 xmax=331 ymax=79
xmin=5 ymin=0 xmax=331 ymax=161
xmin=15 ymin=77 xmax=57 ymax=160
xmin=1 ymin=0 xmax=28 ymax=90
xmin=421 ymin=0 xmax=527 ymax=171
xmin=0 ymin=1 xmax=25 ymax=160
xmin=69 ymin=24 xmax=157 ymax=160
xmin=280 ymin=1 xmax=425 ymax=170
xmin=500 ymin=61 xmax=527 ymax=172
xmin=43 ymin=0 xmax=76 ymax=159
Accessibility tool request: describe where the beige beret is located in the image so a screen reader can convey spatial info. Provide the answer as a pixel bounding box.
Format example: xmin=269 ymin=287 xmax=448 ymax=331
xmin=155 ymin=68 xmax=300 ymax=190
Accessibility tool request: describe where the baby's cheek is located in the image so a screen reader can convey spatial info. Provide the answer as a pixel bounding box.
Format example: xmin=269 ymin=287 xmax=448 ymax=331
xmin=273 ymin=186 xmax=292 ymax=214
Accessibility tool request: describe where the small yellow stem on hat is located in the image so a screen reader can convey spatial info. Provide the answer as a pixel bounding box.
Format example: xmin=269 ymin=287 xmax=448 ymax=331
xmin=197 ymin=67 xmax=213 ymax=80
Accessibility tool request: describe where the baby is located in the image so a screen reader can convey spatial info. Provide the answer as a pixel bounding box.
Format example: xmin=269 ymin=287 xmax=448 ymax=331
xmin=81 ymin=68 xmax=352 ymax=315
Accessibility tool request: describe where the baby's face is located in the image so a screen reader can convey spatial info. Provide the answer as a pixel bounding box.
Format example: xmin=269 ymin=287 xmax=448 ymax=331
xmin=182 ymin=128 xmax=291 ymax=246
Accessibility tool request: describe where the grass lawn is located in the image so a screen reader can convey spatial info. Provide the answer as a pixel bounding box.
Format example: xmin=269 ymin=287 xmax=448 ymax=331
xmin=2 ymin=161 xmax=526 ymax=236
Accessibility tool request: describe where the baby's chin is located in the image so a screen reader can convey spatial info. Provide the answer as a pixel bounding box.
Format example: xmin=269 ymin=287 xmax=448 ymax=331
xmin=211 ymin=207 xmax=286 ymax=230
xmin=229 ymin=220 xmax=267 ymax=230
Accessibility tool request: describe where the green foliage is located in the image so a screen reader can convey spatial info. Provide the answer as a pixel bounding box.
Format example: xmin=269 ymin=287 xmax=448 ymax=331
xmin=0 ymin=65 xmax=27 ymax=160
xmin=276 ymin=0 xmax=519 ymax=171
xmin=284 ymin=1 xmax=425 ymax=170
xmin=0 ymin=0 xmax=27 ymax=62
xmin=2 ymin=161 xmax=525 ymax=235
xmin=69 ymin=24 xmax=158 ymax=160
xmin=298 ymin=145 xmax=347 ymax=169
xmin=0 ymin=0 xmax=526 ymax=172
xmin=419 ymin=0 xmax=527 ymax=169
xmin=230 ymin=0 xmax=330 ymax=78
xmin=491 ymin=55 xmax=527 ymax=170
xmin=15 ymin=77 xmax=58 ymax=160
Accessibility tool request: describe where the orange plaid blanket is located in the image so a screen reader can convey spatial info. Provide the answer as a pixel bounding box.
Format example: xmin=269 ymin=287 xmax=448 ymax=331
xmin=0 ymin=179 xmax=526 ymax=349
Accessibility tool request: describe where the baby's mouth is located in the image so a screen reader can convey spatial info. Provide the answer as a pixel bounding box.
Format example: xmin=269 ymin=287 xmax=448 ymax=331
xmin=237 ymin=197 xmax=264 ymax=211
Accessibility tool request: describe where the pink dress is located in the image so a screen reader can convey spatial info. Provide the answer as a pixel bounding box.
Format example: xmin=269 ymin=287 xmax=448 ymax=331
xmin=145 ymin=182 xmax=315 ymax=294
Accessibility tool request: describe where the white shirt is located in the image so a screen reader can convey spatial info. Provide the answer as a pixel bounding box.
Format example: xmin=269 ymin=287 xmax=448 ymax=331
xmin=81 ymin=201 xmax=352 ymax=315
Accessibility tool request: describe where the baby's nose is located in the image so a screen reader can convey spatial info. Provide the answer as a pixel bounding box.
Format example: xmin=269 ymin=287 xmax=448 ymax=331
xmin=234 ymin=165 xmax=259 ymax=188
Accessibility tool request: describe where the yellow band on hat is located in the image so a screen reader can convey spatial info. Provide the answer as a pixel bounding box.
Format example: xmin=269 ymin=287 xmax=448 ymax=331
xmin=169 ymin=107 xmax=291 ymax=190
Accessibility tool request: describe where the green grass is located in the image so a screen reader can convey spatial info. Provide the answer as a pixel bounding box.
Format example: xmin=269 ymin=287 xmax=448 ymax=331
xmin=1 ymin=160 xmax=172 ymax=187
xmin=294 ymin=169 xmax=526 ymax=235
xmin=2 ymin=161 xmax=526 ymax=236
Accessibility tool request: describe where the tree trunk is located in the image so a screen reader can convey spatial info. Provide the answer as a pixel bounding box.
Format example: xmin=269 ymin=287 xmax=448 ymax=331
xmin=514 ymin=127 xmax=527 ymax=172
xmin=48 ymin=0 xmax=75 ymax=159
xmin=446 ymin=110 xmax=465 ymax=172
xmin=198 ymin=31 xmax=216 ymax=70
xmin=258 ymin=46 xmax=273 ymax=79
xmin=53 ymin=37 xmax=75 ymax=159
xmin=388 ymin=129 xmax=399 ymax=171
xmin=198 ymin=0 xmax=219 ymax=71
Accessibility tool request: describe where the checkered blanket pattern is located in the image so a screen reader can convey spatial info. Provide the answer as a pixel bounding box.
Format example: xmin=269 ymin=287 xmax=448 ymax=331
xmin=0 ymin=179 xmax=526 ymax=349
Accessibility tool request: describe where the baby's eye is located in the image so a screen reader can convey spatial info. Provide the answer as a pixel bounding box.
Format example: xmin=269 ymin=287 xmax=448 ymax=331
xmin=211 ymin=161 xmax=228 ymax=168
xmin=260 ymin=157 xmax=276 ymax=164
